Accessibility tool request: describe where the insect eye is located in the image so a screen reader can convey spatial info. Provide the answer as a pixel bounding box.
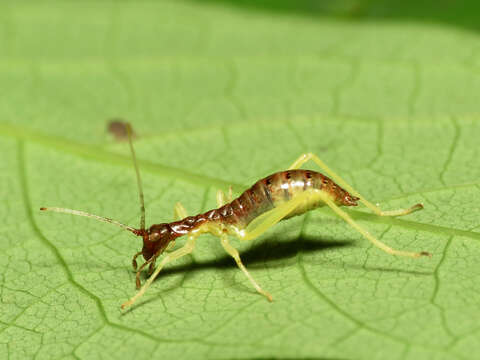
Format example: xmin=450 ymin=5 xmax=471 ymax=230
xmin=149 ymin=232 xmax=161 ymax=242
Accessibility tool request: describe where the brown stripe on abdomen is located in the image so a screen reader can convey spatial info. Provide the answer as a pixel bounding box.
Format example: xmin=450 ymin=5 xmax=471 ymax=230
xmin=193 ymin=169 xmax=358 ymax=229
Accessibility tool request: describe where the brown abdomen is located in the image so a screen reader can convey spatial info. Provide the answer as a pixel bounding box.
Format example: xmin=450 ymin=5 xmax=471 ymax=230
xmin=209 ymin=169 xmax=358 ymax=227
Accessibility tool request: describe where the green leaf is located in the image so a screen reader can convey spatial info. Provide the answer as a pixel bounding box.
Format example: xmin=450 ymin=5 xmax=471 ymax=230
xmin=1 ymin=1 xmax=480 ymax=359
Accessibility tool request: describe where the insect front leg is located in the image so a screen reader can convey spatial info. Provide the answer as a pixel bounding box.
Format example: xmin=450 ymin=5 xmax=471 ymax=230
xmin=135 ymin=255 xmax=158 ymax=289
xmin=288 ymin=153 xmax=423 ymax=217
xmin=148 ymin=259 xmax=156 ymax=275
xmin=121 ymin=235 xmax=197 ymax=309
xmin=220 ymin=234 xmax=272 ymax=301
xmin=131 ymin=251 xmax=143 ymax=270
xmin=164 ymin=240 xmax=176 ymax=252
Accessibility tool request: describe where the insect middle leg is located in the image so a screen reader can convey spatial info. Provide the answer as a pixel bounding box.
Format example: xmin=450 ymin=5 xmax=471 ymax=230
xmin=216 ymin=187 xmax=233 ymax=207
xmin=220 ymin=234 xmax=273 ymax=301
xmin=121 ymin=235 xmax=197 ymax=309
xmin=288 ymin=153 xmax=423 ymax=217
xmin=174 ymin=202 xmax=188 ymax=220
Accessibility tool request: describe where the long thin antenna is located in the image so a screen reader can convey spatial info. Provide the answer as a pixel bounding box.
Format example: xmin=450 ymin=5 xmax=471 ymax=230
xmin=125 ymin=123 xmax=145 ymax=231
xmin=40 ymin=207 xmax=139 ymax=234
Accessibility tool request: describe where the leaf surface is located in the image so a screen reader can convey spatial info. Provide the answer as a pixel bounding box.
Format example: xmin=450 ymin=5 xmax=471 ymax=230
xmin=1 ymin=1 xmax=480 ymax=359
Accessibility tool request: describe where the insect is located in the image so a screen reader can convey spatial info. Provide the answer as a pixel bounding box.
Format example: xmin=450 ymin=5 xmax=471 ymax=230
xmin=41 ymin=124 xmax=431 ymax=309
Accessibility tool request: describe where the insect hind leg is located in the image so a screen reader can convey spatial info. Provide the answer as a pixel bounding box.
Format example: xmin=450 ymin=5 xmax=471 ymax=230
xmin=240 ymin=191 xmax=312 ymax=242
xmin=288 ymin=153 xmax=423 ymax=217
xmin=315 ymin=190 xmax=431 ymax=258
xmin=238 ymin=186 xmax=429 ymax=260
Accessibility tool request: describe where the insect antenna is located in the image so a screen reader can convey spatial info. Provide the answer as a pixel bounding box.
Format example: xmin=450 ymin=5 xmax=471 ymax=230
xmin=39 ymin=207 xmax=140 ymax=234
xmin=40 ymin=122 xmax=147 ymax=238
xmin=125 ymin=123 xmax=146 ymax=232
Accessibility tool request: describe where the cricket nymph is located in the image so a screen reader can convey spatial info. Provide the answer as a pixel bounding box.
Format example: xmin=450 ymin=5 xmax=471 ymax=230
xmin=139 ymin=170 xmax=360 ymax=262
xmin=41 ymin=123 xmax=431 ymax=310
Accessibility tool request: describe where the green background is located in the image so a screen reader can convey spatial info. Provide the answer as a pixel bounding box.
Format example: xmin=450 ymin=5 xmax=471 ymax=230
xmin=1 ymin=1 xmax=480 ymax=359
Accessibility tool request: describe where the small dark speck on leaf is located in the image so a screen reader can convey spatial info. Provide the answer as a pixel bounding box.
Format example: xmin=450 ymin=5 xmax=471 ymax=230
xmin=108 ymin=119 xmax=136 ymax=141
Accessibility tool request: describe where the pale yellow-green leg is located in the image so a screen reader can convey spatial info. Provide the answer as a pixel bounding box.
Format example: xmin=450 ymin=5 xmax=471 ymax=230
xmin=173 ymin=202 xmax=188 ymax=220
xmin=134 ymin=252 xmax=156 ymax=289
xmin=288 ymin=153 xmax=423 ymax=217
xmin=238 ymin=190 xmax=430 ymax=258
xmin=164 ymin=240 xmax=176 ymax=252
xmin=132 ymin=202 xmax=187 ymax=293
xmin=239 ymin=191 xmax=313 ymax=241
xmin=121 ymin=236 xmax=197 ymax=309
xmin=314 ymin=190 xmax=430 ymax=258
xmin=220 ymin=234 xmax=273 ymax=301
xmin=216 ymin=187 xmax=233 ymax=207
xmin=217 ymin=189 xmax=227 ymax=207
